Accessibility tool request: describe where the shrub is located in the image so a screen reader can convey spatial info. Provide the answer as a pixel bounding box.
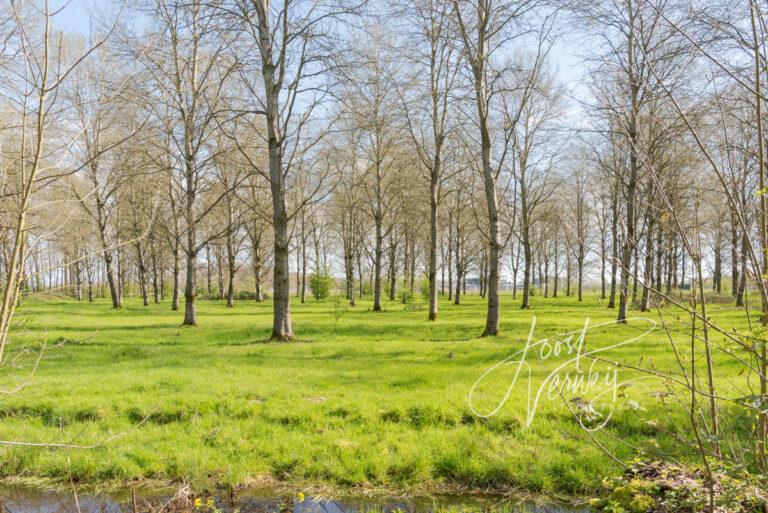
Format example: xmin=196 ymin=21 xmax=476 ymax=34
xmin=418 ymin=278 xmax=430 ymax=299
xmin=309 ymin=266 xmax=333 ymax=300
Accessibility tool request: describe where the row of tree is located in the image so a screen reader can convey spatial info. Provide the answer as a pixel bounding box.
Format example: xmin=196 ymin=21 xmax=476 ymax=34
xmin=0 ymin=0 xmax=765 ymax=346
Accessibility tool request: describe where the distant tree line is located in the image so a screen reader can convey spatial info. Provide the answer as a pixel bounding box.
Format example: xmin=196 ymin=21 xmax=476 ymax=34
xmin=0 ymin=0 xmax=764 ymax=341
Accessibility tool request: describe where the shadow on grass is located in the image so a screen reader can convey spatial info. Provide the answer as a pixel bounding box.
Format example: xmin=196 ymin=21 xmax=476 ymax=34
xmin=216 ymin=337 xmax=317 ymax=346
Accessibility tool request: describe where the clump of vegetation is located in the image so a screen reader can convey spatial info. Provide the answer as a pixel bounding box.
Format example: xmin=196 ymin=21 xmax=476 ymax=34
xmin=419 ymin=278 xmax=430 ymax=299
xmin=331 ymin=295 xmax=348 ymax=331
xmin=589 ymin=460 xmax=768 ymax=513
xmin=309 ymin=267 xmax=333 ymax=300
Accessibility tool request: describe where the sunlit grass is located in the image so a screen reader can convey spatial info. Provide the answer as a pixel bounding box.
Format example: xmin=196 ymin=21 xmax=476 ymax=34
xmin=0 ymin=291 xmax=753 ymax=495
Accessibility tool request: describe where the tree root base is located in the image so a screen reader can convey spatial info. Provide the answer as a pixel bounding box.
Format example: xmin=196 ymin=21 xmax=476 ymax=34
xmin=269 ymin=332 xmax=294 ymax=342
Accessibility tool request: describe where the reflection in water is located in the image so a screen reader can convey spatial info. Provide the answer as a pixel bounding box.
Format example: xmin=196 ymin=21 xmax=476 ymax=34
xmin=0 ymin=487 xmax=589 ymax=513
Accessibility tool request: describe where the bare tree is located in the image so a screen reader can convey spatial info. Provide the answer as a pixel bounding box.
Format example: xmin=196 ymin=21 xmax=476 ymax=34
xmin=0 ymin=2 xmax=116 ymax=360
xmin=396 ymin=0 xmax=459 ymax=321
xmin=132 ymin=0 xmax=237 ymax=325
xmin=449 ymin=0 xmax=545 ymax=335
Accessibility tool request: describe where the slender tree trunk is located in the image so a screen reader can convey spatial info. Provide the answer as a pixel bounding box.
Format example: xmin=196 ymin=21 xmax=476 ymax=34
xmin=618 ymin=18 xmax=640 ymax=323
xmin=641 ymin=219 xmax=654 ymax=312
xmin=447 ymin=210 xmax=453 ymax=301
xmin=665 ymin=237 xmax=673 ymax=293
xmin=736 ymin=231 xmax=748 ymax=307
xmin=713 ymin=242 xmax=721 ymax=293
xmin=454 ymin=211 xmax=462 ymax=306
xmin=521 ymin=227 xmax=532 ymax=309
xmin=172 ymin=239 xmax=180 ymax=311
xmin=253 ymin=252 xmax=263 ymax=303
xmin=253 ymin=5 xmax=294 ymax=340
xmin=151 ymin=249 xmax=160 ymax=304
xmin=655 ymin=228 xmax=664 ymax=291
xmin=183 ymin=248 xmax=197 ymax=325
xmin=460 ymin=26 xmax=501 ymax=336
xmin=578 ymin=245 xmax=585 ymax=302
xmin=680 ymin=246 xmax=686 ymax=289
xmin=346 ymin=250 xmax=355 ymax=307
xmin=511 ymin=246 xmax=519 ymax=300
xmin=388 ymin=236 xmax=397 ymax=301
xmin=440 ymin=252 xmax=445 ymax=296
xmin=205 ymin=244 xmax=213 ymax=294
xmin=103 ymin=249 xmax=120 ymax=308
xmin=117 ymin=244 xmax=125 ymax=304
xmin=250 ymin=228 xmax=263 ymax=302
xmin=226 ymin=225 xmax=235 ymax=309
xmin=553 ymin=244 xmax=559 ymax=298
xmin=183 ymin=156 xmax=198 ymax=325
xmin=409 ymin=237 xmax=416 ymax=294
xmin=608 ymin=201 xmax=619 ymax=308
xmin=74 ymin=260 xmax=82 ymax=301
xmin=136 ymin=243 xmax=149 ymax=307
xmin=373 ymin=214 xmax=384 ymax=311
xmin=731 ymin=211 xmax=739 ymax=297
xmin=357 ymin=252 xmax=364 ymax=299
xmin=600 ymin=230 xmax=607 ymax=299
xmin=300 ymin=210 xmax=307 ymax=304
xmin=217 ymin=246 xmax=225 ymax=298
xmin=454 ymin=265 xmax=462 ymax=305
xmin=84 ymin=257 xmax=94 ymax=302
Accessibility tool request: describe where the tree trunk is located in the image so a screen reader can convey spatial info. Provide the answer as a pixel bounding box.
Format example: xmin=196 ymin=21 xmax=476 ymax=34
xmin=454 ymin=266 xmax=462 ymax=305
xmin=357 ymin=252 xmax=364 ymax=299
xmin=74 ymin=260 xmax=82 ymax=301
xmin=736 ymin=231 xmax=748 ymax=307
xmin=172 ymin=240 xmax=180 ymax=311
xmin=553 ymin=244 xmax=559 ymax=298
xmin=226 ymin=228 xmax=236 ymax=309
xmin=182 ymin=146 xmax=198 ymax=325
xmin=511 ymin=246 xmax=519 ymax=300
xmin=608 ymin=200 xmax=619 ymax=308
xmin=216 ymin=246 xmax=225 ymax=298
xmin=183 ymin=248 xmax=197 ymax=326
xmin=373 ymin=216 xmax=383 ymax=312
xmin=205 ymin=244 xmax=213 ymax=294
xmin=521 ymin=227 xmax=532 ymax=309
xmin=578 ymin=243 xmax=585 ymax=302
xmin=136 ymin=243 xmax=149 ymax=307
xmin=447 ymin=210 xmax=454 ymax=301
xmin=299 ymin=209 xmax=307 ymax=304
xmin=713 ymin=240 xmax=722 ymax=293
xmin=388 ymin=237 xmax=397 ymax=301
xmin=641 ymin=220 xmax=654 ymax=312
xmin=731 ymin=211 xmax=739 ymax=297
xmin=151 ymin=249 xmax=160 ymax=304
xmin=117 ymin=244 xmax=125 ymax=304
xmin=600 ymin=230 xmax=607 ymax=299
xmin=631 ymin=241 xmax=639 ymax=304
xmin=85 ymin=257 xmax=94 ymax=302
xmin=104 ymin=250 xmax=120 ymax=309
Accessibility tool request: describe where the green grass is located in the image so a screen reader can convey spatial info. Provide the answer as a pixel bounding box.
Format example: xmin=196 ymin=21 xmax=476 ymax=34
xmin=0 ymin=291 xmax=754 ymax=496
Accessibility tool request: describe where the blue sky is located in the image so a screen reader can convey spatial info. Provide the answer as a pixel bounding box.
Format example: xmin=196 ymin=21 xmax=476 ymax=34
xmin=50 ymin=0 xmax=91 ymax=33
xmin=52 ymin=0 xmax=589 ymax=118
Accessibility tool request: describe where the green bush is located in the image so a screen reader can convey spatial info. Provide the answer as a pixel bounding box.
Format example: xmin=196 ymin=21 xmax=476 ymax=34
xmin=310 ymin=266 xmax=333 ymax=300
xmin=418 ymin=278 xmax=430 ymax=298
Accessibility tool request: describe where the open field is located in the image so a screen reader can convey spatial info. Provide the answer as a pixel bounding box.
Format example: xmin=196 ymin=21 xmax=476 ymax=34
xmin=0 ymin=293 xmax=753 ymax=496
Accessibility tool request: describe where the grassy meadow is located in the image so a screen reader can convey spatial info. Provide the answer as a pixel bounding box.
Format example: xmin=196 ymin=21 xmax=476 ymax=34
xmin=0 ymin=291 xmax=754 ymax=496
